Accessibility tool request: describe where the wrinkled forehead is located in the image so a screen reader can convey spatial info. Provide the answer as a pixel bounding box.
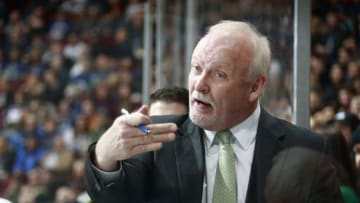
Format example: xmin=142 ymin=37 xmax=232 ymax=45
xmin=192 ymin=37 xmax=229 ymax=61
xmin=199 ymin=33 xmax=226 ymax=48
xmin=192 ymin=32 xmax=253 ymax=66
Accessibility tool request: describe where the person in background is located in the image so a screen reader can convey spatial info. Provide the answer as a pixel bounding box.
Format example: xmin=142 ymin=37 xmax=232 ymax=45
xmin=149 ymin=86 xmax=189 ymax=116
xmin=85 ymin=20 xmax=341 ymax=203
xmin=326 ymin=130 xmax=359 ymax=203
xmin=265 ymin=147 xmax=343 ymax=203
xmin=352 ymin=127 xmax=360 ymax=164
xmin=41 ymin=136 xmax=73 ymax=173
xmin=0 ymin=137 xmax=16 ymax=194
xmin=351 ymin=126 xmax=360 ymax=190
xmin=17 ymin=169 xmax=45 ymax=203
xmin=350 ymin=96 xmax=360 ymax=120
xmin=335 ymin=111 xmax=360 ymax=145
xmin=12 ymin=136 xmax=45 ymax=175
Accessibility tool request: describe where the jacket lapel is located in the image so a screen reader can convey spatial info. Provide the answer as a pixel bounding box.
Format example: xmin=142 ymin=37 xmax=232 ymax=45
xmin=246 ymin=109 xmax=285 ymax=203
xmin=174 ymin=119 xmax=205 ymax=203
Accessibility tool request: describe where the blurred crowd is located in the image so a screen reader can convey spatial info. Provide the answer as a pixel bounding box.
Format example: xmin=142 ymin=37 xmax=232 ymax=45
xmin=0 ymin=0 xmax=146 ymax=202
xmin=0 ymin=0 xmax=359 ymax=202
xmin=309 ymin=1 xmax=360 ymax=200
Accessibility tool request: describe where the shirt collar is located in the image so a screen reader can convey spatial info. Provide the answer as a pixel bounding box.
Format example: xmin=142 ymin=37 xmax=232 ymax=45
xmin=204 ymin=103 xmax=261 ymax=150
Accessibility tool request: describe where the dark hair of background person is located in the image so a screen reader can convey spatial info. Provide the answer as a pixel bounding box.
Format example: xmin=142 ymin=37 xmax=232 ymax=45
xmin=325 ymin=130 xmax=359 ymax=192
xmin=149 ymin=87 xmax=189 ymax=110
xmin=264 ymin=147 xmax=343 ymax=203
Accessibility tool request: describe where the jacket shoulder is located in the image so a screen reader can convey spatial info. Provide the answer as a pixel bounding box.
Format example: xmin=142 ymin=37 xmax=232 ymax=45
xmin=261 ymin=110 xmax=326 ymax=150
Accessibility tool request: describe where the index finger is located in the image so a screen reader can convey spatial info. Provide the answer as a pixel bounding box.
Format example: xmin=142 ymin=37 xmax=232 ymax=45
xmin=120 ymin=108 xmax=151 ymax=128
xmin=146 ymin=123 xmax=178 ymax=135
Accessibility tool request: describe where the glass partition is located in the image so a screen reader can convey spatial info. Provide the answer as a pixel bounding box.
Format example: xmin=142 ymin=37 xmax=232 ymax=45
xmin=146 ymin=0 xmax=295 ymax=120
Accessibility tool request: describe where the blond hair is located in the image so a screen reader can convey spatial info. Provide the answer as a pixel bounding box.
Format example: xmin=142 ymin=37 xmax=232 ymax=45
xmin=208 ymin=20 xmax=271 ymax=80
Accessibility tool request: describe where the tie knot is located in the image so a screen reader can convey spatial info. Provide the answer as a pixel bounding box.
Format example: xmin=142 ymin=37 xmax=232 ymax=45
xmin=216 ymin=130 xmax=232 ymax=144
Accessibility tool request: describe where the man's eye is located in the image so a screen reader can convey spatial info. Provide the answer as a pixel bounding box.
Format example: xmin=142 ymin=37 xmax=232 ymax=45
xmin=192 ymin=65 xmax=201 ymax=72
xmin=214 ymin=72 xmax=226 ymax=79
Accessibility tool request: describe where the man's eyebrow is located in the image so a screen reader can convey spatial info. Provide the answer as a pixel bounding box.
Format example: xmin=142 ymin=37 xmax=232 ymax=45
xmin=212 ymin=62 xmax=233 ymax=70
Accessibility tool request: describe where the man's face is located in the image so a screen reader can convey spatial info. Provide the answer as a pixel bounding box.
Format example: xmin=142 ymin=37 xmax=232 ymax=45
xmin=188 ymin=33 xmax=257 ymax=131
xmin=149 ymin=101 xmax=188 ymax=116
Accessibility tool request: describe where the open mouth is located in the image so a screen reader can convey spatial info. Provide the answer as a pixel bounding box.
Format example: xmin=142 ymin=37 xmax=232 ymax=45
xmin=194 ymin=99 xmax=212 ymax=109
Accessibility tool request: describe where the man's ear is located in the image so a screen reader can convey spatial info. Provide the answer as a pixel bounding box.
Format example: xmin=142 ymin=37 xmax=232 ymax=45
xmin=249 ymin=75 xmax=266 ymax=102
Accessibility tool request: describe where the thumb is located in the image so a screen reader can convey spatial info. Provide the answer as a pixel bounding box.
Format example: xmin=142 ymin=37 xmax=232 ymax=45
xmin=137 ymin=105 xmax=149 ymax=115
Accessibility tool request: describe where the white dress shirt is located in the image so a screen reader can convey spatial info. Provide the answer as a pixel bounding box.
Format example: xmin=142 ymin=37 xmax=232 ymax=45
xmin=201 ymin=104 xmax=260 ymax=203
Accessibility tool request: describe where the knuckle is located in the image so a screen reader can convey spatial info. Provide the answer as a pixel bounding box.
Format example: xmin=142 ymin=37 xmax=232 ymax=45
xmin=134 ymin=145 xmax=145 ymax=153
xmin=141 ymin=135 xmax=149 ymax=143
xmin=115 ymin=138 xmax=129 ymax=151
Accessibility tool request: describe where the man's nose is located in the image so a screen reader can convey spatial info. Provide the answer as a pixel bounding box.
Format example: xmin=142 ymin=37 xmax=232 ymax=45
xmin=194 ymin=74 xmax=209 ymax=94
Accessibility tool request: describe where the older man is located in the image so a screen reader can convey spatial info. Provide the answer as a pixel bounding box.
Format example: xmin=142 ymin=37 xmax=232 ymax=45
xmin=85 ymin=20 xmax=339 ymax=203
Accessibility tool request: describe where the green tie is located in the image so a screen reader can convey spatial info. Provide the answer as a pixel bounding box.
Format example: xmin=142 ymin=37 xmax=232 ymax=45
xmin=212 ymin=130 xmax=237 ymax=203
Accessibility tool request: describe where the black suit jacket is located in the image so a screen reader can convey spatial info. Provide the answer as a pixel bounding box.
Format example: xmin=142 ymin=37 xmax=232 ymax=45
xmin=85 ymin=109 xmax=336 ymax=203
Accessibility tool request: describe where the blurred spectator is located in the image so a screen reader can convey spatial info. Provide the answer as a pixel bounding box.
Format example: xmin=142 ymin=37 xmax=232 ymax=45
xmin=325 ymin=63 xmax=344 ymax=103
xmin=23 ymin=48 xmax=45 ymax=77
xmin=311 ymin=104 xmax=337 ymax=132
xmin=42 ymin=69 xmax=64 ymax=104
xmin=111 ymin=26 xmax=133 ymax=59
xmin=350 ymin=96 xmax=360 ymax=120
xmin=17 ymin=169 xmax=45 ymax=203
xmin=149 ymin=87 xmax=189 ymax=116
xmin=352 ymin=127 xmax=360 ymax=169
xmin=265 ymin=147 xmax=342 ymax=203
xmin=352 ymin=78 xmax=360 ymax=95
xmin=310 ymin=55 xmax=328 ymax=89
xmin=0 ymin=136 xmax=16 ymax=194
xmin=20 ymin=111 xmax=41 ymax=139
xmin=12 ymin=136 xmax=45 ymax=175
xmin=337 ymin=47 xmax=352 ymax=67
xmin=41 ymin=136 xmax=73 ymax=173
xmin=63 ymin=32 xmax=86 ymax=63
xmin=115 ymin=83 xmax=136 ymax=112
xmin=346 ymin=61 xmax=359 ymax=85
xmin=39 ymin=117 xmax=59 ymax=151
xmin=61 ymin=0 xmax=88 ymax=14
xmin=69 ymin=158 xmax=89 ymax=202
xmin=54 ymin=186 xmax=77 ymax=203
xmin=338 ymin=87 xmax=353 ymax=111
xmin=48 ymin=9 xmax=71 ymax=41
xmin=2 ymin=172 xmax=25 ymax=202
xmin=26 ymin=6 xmax=45 ymax=36
xmin=2 ymin=48 xmax=25 ymax=83
xmin=335 ymin=112 xmax=360 ymax=145
xmin=310 ymin=87 xmax=324 ymax=114
xmin=69 ymin=114 xmax=97 ymax=155
xmin=3 ymin=10 xmax=27 ymax=52
xmin=325 ymin=130 xmax=359 ymax=203
xmin=324 ymin=10 xmax=350 ymax=60
xmin=20 ymin=74 xmax=44 ymax=100
xmin=69 ymin=56 xmax=93 ymax=86
xmin=4 ymin=10 xmax=22 ymax=35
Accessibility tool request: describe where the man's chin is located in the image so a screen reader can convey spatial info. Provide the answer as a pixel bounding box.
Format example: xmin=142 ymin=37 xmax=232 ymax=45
xmin=189 ymin=112 xmax=216 ymax=129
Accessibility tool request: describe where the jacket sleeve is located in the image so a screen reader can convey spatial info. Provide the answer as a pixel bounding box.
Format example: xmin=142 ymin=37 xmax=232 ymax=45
xmin=85 ymin=143 xmax=152 ymax=203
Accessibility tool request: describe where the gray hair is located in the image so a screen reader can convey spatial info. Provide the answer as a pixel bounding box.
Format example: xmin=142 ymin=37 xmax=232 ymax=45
xmin=207 ymin=20 xmax=271 ymax=80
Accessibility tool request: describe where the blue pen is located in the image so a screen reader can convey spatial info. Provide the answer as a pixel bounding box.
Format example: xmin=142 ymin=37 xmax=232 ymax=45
xmin=121 ymin=108 xmax=151 ymax=135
